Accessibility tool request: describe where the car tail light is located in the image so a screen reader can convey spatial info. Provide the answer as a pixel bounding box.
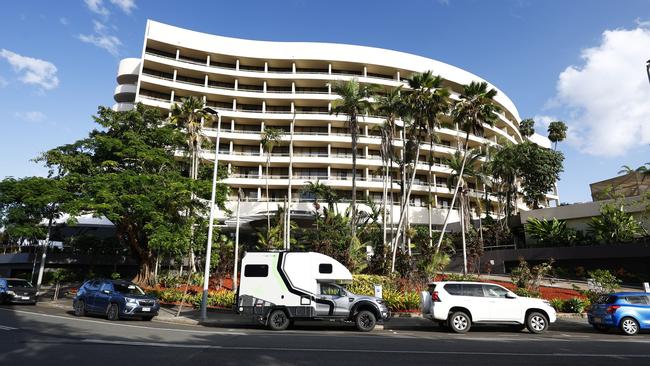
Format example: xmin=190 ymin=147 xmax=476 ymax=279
xmin=431 ymin=291 xmax=441 ymax=302
xmin=606 ymin=305 xmax=620 ymax=314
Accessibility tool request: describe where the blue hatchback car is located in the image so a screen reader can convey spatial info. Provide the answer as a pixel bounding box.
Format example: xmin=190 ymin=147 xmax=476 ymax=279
xmin=588 ymin=292 xmax=650 ymax=335
xmin=73 ymin=279 xmax=160 ymax=321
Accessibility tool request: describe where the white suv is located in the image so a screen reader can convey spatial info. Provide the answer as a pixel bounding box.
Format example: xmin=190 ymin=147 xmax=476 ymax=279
xmin=420 ymin=281 xmax=557 ymax=334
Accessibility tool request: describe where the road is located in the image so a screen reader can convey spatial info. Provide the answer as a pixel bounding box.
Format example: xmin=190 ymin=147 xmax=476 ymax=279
xmin=1 ymin=304 xmax=649 ymax=365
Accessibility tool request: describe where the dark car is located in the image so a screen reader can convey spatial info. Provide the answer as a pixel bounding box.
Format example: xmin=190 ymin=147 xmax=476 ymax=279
xmin=588 ymin=292 xmax=650 ymax=335
xmin=0 ymin=278 xmax=38 ymax=305
xmin=73 ymin=279 xmax=160 ymax=321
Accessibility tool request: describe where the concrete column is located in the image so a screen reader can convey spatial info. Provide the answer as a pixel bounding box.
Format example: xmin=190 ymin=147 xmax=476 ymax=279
xmin=291 ymin=102 xmax=294 ymax=113
xmin=231 ymin=119 xmax=235 ymax=131
xmin=363 ymin=66 xmax=367 ymax=78
xmin=292 ymin=62 xmax=296 ymax=73
xmin=328 ymin=122 xmax=331 ymax=134
xmin=264 ymin=62 xmax=268 ymax=73
xmin=173 ymin=69 xmax=177 ymax=82
xmin=263 ymin=81 xmax=267 ymax=93
xmin=206 ymin=55 xmax=210 ymax=66
xmin=170 ymin=90 xmax=175 ymax=103
xmin=262 ymin=100 xmax=266 ymax=113
xmin=396 ymin=71 xmax=400 ymax=81
xmin=234 ymin=79 xmax=238 ymax=91
xmin=364 ymin=145 xmax=369 ymax=158
xmin=328 ymin=63 xmax=332 ymax=75
xmin=227 ymin=163 xmax=232 ymax=175
xmin=175 ymin=49 xmax=180 ymax=60
xmin=229 ymin=141 xmax=233 ymax=153
xmin=291 ymin=82 xmax=295 ymax=94
xmin=235 ymin=59 xmax=240 ymax=71
xmin=261 ymin=121 xmax=265 ymax=131
xmin=327 ymin=143 xmax=331 ymax=156
xmin=204 ymin=75 xmax=208 ymax=88
xmin=232 ymin=99 xmax=237 ymax=111
xmin=327 ymin=165 xmax=331 ymax=179
xmin=328 ymin=102 xmax=331 ymax=112
xmin=364 ymin=125 xmax=369 ymax=136
xmin=257 ymin=187 xmax=262 ymax=200
xmin=259 ymin=165 xmax=263 ymax=176
xmin=328 ymin=83 xmax=331 ymax=95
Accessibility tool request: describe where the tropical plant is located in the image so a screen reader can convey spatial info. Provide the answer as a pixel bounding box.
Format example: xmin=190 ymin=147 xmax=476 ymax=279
xmin=587 ymin=269 xmax=621 ymax=296
xmin=436 ymin=81 xmax=500 ymax=254
xmin=331 ymin=79 xmax=375 ymax=237
xmin=261 ymin=127 xmax=284 ymax=234
xmin=515 ymin=142 xmax=564 ymax=209
xmin=588 ymin=202 xmax=646 ymax=243
xmin=547 ymin=120 xmax=567 ymax=151
xmin=525 ymin=217 xmax=572 ymax=246
xmin=518 ymin=118 xmax=535 ymax=138
xmin=510 ymin=257 xmax=554 ymax=293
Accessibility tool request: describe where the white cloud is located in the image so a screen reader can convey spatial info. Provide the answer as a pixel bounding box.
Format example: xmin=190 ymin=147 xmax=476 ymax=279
xmin=110 ymin=0 xmax=136 ymax=14
xmin=59 ymin=17 xmax=69 ymax=25
xmin=550 ymin=25 xmax=650 ymax=157
xmin=85 ymin=0 xmax=110 ymax=16
xmin=78 ymin=20 xmax=122 ymax=56
xmin=532 ymin=114 xmax=556 ymax=132
xmin=14 ymin=111 xmax=46 ymax=123
xmin=0 ymin=49 xmax=59 ymax=90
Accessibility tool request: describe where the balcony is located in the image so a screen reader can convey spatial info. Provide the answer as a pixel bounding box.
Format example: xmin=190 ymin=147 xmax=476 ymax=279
xmin=113 ymin=84 xmax=137 ymax=103
xmin=116 ymin=58 xmax=140 ymax=84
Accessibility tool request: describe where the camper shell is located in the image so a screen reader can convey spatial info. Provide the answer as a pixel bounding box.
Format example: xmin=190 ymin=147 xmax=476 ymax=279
xmin=236 ymin=251 xmax=390 ymax=331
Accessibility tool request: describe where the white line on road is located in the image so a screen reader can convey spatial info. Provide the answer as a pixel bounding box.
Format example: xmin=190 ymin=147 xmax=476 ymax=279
xmin=0 ymin=307 xmax=246 ymax=336
xmin=0 ymin=324 xmax=17 ymax=331
xmin=73 ymin=339 xmax=650 ymax=358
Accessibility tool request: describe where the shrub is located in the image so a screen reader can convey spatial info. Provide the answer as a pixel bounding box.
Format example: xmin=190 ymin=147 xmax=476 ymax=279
xmin=443 ymin=273 xmax=479 ymax=282
xmin=584 ymin=269 xmax=621 ymax=302
xmin=511 ymin=257 xmax=554 ymax=292
xmin=382 ymin=290 xmax=420 ymax=311
xmin=563 ymin=298 xmax=590 ymax=313
xmin=514 ymin=288 xmax=541 ymax=298
xmin=549 ymin=298 xmax=564 ymax=312
xmin=208 ymin=290 xmax=235 ymax=308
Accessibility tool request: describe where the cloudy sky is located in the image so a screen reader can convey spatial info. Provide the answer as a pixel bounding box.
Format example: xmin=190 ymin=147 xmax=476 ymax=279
xmin=1 ymin=0 xmax=649 ymax=203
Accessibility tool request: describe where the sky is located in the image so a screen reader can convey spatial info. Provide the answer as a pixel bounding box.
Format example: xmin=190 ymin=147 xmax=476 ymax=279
xmin=0 ymin=0 xmax=649 ymax=204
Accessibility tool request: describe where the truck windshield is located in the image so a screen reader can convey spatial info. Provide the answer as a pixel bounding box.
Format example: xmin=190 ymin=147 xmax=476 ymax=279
xmin=6 ymin=280 xmax=33 ymax=288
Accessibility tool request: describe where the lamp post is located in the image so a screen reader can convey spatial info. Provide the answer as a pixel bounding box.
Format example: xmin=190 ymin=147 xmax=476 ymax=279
xmin=200 ymin=107 xmax=220 ymax=321
xmin=646 ymin=59 xmax=650 ymax=86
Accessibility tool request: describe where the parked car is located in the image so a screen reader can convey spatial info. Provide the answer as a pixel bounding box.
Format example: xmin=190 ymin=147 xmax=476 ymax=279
xmin=588 ymin=292 xmax=650 ymax=335
xmin=0 ymin=278 xmax=38 ymax=305
xmin=73 ymin=279 xmax=159 ymax=321
xmin=420 ymin=281 xmax=556 ymax=334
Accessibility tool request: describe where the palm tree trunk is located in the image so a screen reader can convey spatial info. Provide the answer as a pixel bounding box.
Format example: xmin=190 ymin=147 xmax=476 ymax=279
xmin=435 ymin=133 xmax=471 ymax=254
xmin=350 ymin=116 xmax=358 ymax=238
xmin=285 ymin=116 xmax=295 ymax=250
xmin=391 ymin=143 xmax=421 ymax=272
xmin=428 ymin=139 xmax=434 ymax=247
xmin=382 ymin=157 xmax=388 ymax=250
xmin=460 ymin=195 xmax=467 ymax=275
xmin=266 ymin=155 xmax=271 ymax=235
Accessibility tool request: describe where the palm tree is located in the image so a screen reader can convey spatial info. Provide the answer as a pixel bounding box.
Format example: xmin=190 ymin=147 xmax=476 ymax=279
xmin=390 ymin=71 xmax=450 ymax=272
xmin=435 ymin=81 xmax=501 ymax=253
xmin=519 ymin=118 xmax=535 ymax=139
xmin=547 ymin=120 xmax=567 ymax=151
xmin=330 ymin=79 xmax=374 ymax=237
xmin=374 ymin=88 xmax=404 ymax=251
xmin=261 ymin=127 xmax=284 ymax=234
xmin=170 ymin=96 xmax=215 ymax=272
xmin=490 ymin=141 xmax=519 ymax=220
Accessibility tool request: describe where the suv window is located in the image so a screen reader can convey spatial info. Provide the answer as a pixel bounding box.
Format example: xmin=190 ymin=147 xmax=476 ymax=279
xmin=320 ymin=283 xmax=343 ymax=297
xmin=444 ymin=284 xmax=462 ymax=296
xmin=87 ymin=280 xmax=101 ymax=291
xmin=462 ymin=284 xmax=484 ymax=297
xmin=626 ymin=296 xmax=648 ymax=305
xmin=99 ymin=282 xmax=113 ymax=293
xmin=483 ymin=285 xmax=509 ymax=298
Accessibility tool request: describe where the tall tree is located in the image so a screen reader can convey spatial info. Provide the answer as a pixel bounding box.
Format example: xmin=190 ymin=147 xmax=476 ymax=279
xmin=261 ymin=127 xmax=284 ymax=235
xmin=37 ymin=104 xmax=228 ymax=285
xmin=515 ymin=142 xmax=564 ymax=209
xmin=436 ymin=81 xmax=501 ymax=253
xmin=519 ymin=118 xmax=535 ymax=138
xmin=547 ymin=120 xmax=567 ymax=151
xmin=330 ymin=79 xmax=374 ymax=237
xmin=169 ymin=96 xmax=215 ymax=272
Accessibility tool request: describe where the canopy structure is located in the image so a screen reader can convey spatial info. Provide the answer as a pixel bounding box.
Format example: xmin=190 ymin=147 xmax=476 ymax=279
xmin=590 ymin=172 xmax=649 ymax=201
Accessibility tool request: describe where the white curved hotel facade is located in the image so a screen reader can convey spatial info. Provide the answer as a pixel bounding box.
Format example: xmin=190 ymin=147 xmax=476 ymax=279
xmin=114 ymin=20 xmax=558 ymax=227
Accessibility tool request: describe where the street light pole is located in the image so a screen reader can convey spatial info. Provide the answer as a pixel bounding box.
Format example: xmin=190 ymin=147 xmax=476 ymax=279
xmin=200 ymin=107 xmax=220 ymax=321
xmin=646 ymin=59 xmax=650 ymax=86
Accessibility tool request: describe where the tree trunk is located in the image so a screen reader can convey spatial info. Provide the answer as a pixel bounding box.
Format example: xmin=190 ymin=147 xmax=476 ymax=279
xmin=460 ymin=194 xmax=467 ymax=275
xmin=266 ymin=155 xmax=271 ymax=235
xmin=350 ymin=115 xmax=358 ymax=238
xmin=391 ymin=143 xmax=421 ymax=272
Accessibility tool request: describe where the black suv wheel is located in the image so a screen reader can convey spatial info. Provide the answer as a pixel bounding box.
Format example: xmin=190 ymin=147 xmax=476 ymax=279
xmin=74 ymin=300 xmax=86 ymax=317
xmin=268 ymin=309 xmax=290 ymax=331
xmin=107 ymin=303 xmax=120 ymax=321
xmin=355 ymin=310 xmax=377 ymax=332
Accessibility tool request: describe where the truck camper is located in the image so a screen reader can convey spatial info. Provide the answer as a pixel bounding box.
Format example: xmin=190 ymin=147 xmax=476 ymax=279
xmin=236 ymin=251 xmax=390 ymax=331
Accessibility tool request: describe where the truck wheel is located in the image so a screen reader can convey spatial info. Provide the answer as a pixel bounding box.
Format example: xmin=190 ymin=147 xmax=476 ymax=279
xmin=107 ymin=304 xmax=120 ymax=321
xmin=355 ymin=310 xmax=376 ymax=332
xmin=268 ymin=310 xmax=290 ymax=331
xmin=448 ymin=311 xmax=471 ymax=333
xmin=526 ymin=312 xmax=548 ymax=334
xmin=620 ymin=317 xmax=639 ymax=336
xmin=74 ymin=300 xmax=86 ymax=317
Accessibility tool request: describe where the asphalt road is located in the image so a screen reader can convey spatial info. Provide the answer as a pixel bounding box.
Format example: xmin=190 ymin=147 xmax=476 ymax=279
xmin=1 ymin=304 xmax=649 ymax=365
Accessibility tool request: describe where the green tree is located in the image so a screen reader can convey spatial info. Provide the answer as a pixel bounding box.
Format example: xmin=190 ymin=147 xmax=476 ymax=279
xmin=436 ymin=81 xmax=500 ymax=254
xmin=261 ymin=127 xmax=284 ymax=234
xmin=525 ymin=217 xmax=572 ymax=246
xmin=588 ymin=202 xmax=646 ymax=243
xmin=331 ymin=79 xmax=374 ymax=237
xmin=515 ymin=142 xmax=564 ymax=209
xmin=547 ymin=120 xmax=567 ymax=151
xmin=37 ymin=104 xmax=228 ymax=285
xmin=519 ymin=118 xmax=535 ymax=138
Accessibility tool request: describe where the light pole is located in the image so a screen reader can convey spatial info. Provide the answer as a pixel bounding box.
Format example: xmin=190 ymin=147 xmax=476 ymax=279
xmin=646 ymin=59 xmax=650 ymax=86
xmin=200 ymin=107 xmax=220 ymax=321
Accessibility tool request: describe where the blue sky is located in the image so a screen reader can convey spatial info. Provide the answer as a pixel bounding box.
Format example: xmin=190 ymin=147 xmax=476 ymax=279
xmin=1 ymin=0 xmax=649 ymax=203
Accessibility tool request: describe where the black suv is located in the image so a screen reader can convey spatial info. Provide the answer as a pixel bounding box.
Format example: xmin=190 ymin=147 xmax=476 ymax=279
xmin=73 ymin=279 xmax=159 ymax=321
xmin=0 ymin=278 xmax=37 ymax=305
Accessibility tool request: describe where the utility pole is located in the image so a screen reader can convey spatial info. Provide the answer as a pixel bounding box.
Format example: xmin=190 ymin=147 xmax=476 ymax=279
xmin=646 ymin=59 xmax=650 ymax=86
xmin=200 ymin=108 xmax=220 ymax=321
xmin=232 ymin=188 xmax=242 ymax=293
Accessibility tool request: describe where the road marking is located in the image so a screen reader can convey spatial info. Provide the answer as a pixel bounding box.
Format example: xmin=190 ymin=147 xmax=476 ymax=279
xmin=61 ymin=339 xmax=649 ymax=358
xmin=0 ymin=307 xmax=246 ymax=336
xmin=0 ymin=324 xmax=17 ymax=331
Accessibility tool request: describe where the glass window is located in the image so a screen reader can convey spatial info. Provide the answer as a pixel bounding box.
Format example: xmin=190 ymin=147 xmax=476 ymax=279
xmin=244 ymin=264 xmax=269 ymax=277
xmin=462 ymin=284 xmax=484 ymax=297
xmin=319 ymin=263 xmax=333 ymax=274
xmin=320 ymin=283 xmax=343 ymax=296
xmin=444 ymin=284 xmax=462 ymax=296
xmin=100 ymin=282 xmax=114 ymax=293
xmin=626 ymin=296 xmax=648 ymax=305
xmin=6 ymin=279 xmax=32 ymax=288
xmin=87 ymin=281 xmax=101 ymax=291
xmin=483 ymin=285 xmax=509 ymax=298
xmin=113 ymin=283 xmax=144 ymax=295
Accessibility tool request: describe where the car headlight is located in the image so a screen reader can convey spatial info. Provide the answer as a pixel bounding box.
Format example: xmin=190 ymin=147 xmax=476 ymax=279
xmin=6 ymin=290 xmax=15 ymax=296
xmin=125 ymin=297 xmax=138 ymax=304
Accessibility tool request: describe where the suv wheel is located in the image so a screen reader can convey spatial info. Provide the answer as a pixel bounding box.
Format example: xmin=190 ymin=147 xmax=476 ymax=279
xmin=526 ymin=312 xmax=548 ymax=334
xmin=74 ymin=300 xmax=86 ymax=317
xmin=268 ymin=309 xmax=290 ymax=331
xmin=448 ymin=311 xmax=471 ymax=333
xmin=620 ymin=317 xmax=639 ymax=336
xmin=355 ymin=310 xmax=377 ymax=332
xmin=107 ymin=303 xmax=120 ymax=321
